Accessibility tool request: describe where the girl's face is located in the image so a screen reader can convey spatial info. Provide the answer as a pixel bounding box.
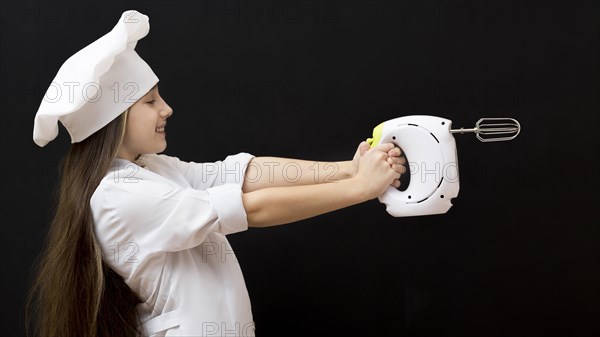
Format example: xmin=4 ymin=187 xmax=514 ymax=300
xmin=117 ymin=84 xmax=173 ymax=162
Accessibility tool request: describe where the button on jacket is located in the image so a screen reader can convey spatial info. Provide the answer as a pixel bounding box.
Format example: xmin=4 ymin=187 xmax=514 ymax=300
xmin=91 ymin=152 xmax=256 ymax=336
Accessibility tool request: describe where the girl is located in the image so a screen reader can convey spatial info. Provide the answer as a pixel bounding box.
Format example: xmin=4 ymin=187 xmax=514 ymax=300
xmin=26 ymin=10 xmax=405 ymax=337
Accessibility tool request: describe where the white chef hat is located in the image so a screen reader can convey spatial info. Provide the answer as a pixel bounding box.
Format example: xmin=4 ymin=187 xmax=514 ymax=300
xmin=33 ymin=9 xmax=159 ymax=147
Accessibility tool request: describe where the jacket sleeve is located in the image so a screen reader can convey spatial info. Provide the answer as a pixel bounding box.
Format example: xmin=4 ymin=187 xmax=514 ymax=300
xmin=92 ymin=176 xmax=249 ymax=253
xmin=155 ymin=152 xmax=255 ymax=191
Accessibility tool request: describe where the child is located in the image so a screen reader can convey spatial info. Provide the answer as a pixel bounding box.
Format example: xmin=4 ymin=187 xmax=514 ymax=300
xmin=27 ymin=10 xmax=405 ymax=337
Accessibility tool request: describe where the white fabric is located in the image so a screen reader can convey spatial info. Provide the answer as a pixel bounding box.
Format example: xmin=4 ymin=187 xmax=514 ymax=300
xmin=33 ymin=9 xmax=159 ymax=147
xmin=90 ymin=152 xmax=256 ymax=336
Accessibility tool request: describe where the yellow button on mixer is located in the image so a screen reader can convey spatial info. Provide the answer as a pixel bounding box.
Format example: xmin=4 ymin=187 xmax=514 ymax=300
xmin=367 ymin=122 xmax=384 ymax=148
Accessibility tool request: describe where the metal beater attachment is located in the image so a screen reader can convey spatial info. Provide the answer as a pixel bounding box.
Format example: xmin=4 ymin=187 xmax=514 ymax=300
xmin=450 ymin=117 xmax=521 ymax=142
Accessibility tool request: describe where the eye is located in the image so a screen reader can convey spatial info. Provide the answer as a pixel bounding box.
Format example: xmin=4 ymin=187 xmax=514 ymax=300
xmin=146 ymin=100 xmax=155 ymax=104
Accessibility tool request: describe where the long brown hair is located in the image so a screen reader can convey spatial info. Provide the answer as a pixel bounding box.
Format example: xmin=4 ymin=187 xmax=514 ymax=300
xmin=26 ymin=109 xmax=143 ymax=337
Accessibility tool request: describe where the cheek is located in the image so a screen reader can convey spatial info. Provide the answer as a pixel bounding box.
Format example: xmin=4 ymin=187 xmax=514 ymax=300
xmin=124 ymin=107 xmax=159 ymax=145
xmin=124 ymin=119 xmax=152 ymax=144
xmin=136 ymin=123 xmax=154 ymax=140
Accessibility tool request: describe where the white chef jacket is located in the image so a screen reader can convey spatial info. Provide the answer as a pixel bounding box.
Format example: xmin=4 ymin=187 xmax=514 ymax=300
xmin=90 ymin=152 xmax=256 ymax=337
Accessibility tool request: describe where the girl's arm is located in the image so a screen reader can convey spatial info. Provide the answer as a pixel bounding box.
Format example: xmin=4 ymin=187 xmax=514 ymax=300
xmin=241 ymin=157 xmax=354 ymax=192
xmin=242 ymin=142 xmax=405 ymax=192
xmin=242 ymin=177 xmax=363 ymax=227
xmin=241 ymin=143 xmax=401 ymax=227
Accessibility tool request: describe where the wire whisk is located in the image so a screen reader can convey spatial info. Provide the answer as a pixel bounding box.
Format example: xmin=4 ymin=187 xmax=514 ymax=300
xmin=450 ymin=117 xmax=521 ymax=142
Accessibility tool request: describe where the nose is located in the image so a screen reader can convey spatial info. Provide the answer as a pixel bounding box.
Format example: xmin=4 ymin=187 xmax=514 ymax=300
xmin=160 ymin=102 xmax=173 ymax=118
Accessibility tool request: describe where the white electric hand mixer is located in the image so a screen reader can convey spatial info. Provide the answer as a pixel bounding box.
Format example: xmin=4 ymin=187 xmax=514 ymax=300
xmin=366 ymin=115 xmax=521 ymax=217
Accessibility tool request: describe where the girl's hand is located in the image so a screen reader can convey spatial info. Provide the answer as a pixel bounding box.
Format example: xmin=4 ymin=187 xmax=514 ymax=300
xmin=386 ymin=146 xmax=407 ymax=188
xmin=351 ymin=141 xmax=407 ymax=188
xmin=352 ymin=143 xmax=402 ymax=200
xmin=351 ymin=141 xmax=372 ymax=177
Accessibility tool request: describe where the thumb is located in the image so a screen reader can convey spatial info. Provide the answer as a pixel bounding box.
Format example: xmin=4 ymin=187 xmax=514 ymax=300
xmin=358 ymin=141 xmax=371 ymax=156
xmin=370 ymin=142 xmax=395 ymax=154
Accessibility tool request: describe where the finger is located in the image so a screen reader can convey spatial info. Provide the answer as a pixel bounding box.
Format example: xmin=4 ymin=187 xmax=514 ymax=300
xmin=391 ymin=156 xmax=406 ymax=165
xmin=388 ymin=147 xmax=403 ymax=157
xmin=370 ymin=142 xmax=395 ymax=153
xmin=392 ymin=164 xmax=407 ymax=174
xmin=388 ymin=157 xmax=404 ymax=166
xmin=369 ymin=149 xmax=392 ymax=162
xmin=392 ymin=179 xmax=401 ymax=188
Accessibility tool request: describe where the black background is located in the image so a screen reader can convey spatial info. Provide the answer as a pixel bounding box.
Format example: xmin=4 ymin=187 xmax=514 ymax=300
xmin=2 ymin=1 xmax=599 ymax=336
